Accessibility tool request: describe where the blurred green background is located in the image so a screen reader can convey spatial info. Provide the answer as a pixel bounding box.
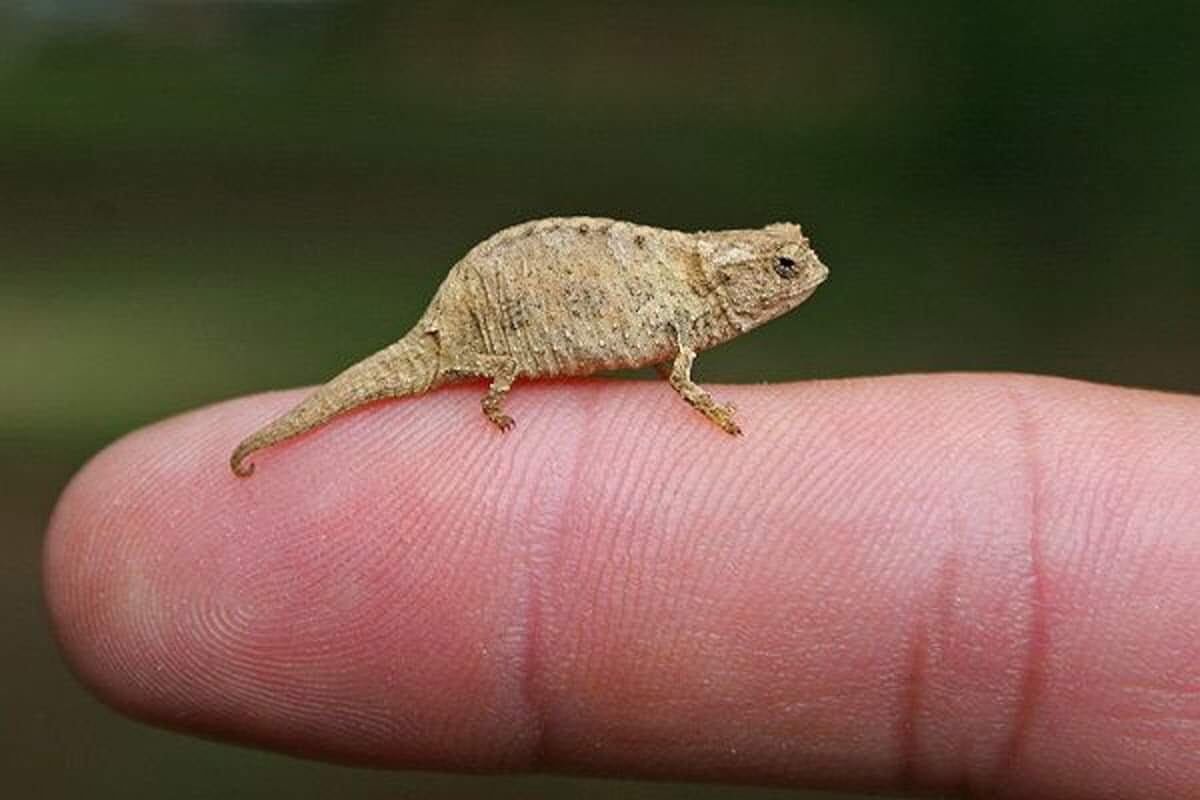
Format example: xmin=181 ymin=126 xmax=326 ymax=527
xmin=4 ymin=1 xmax=1197 ymax=797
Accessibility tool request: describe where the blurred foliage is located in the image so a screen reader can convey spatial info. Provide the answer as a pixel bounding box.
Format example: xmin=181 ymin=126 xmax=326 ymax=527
xmin=3 ymin=2 xmax=1198 ymax=798
xmin=3 ymin=0 xmax=1196 ymax=453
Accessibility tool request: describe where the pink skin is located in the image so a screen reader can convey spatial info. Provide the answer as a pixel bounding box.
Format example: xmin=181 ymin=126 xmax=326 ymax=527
xmin=43 ymin=374 xmax=1200 ymax=797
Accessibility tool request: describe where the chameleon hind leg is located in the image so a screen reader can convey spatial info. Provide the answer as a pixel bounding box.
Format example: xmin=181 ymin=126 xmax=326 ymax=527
xmin=455 ymin=355 xmax=519 ymax=431
xmin=655 ymin=341 xmax=742 ymax=436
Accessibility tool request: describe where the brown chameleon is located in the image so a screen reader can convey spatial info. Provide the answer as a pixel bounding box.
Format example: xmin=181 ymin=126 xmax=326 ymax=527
xmin=231 ymin=216 xmax=828 ymax=476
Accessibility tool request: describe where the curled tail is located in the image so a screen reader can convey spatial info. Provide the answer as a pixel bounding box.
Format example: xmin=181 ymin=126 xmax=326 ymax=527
xmin=231 ymin=329 xmax=440 ymax=477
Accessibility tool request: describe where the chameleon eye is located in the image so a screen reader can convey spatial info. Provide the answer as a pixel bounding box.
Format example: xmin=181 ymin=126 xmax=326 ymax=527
xmin=774 ymin=255 xmax=798 ymax=279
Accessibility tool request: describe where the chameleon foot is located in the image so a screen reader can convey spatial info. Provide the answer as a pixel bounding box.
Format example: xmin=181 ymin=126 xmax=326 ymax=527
xmin=482 ymin=394 xmax=516 ymax=432
xmin=710 ymin=402 xmax=742 ymax=436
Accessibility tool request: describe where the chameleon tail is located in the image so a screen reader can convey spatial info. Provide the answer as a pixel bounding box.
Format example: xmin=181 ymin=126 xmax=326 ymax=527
xmin=230 ymin=329 xmax=440 ymax=477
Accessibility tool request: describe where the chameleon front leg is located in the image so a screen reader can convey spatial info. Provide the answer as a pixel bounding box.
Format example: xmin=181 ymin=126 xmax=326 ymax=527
xmin=655 ymin=338 xmax=742 ymax=436
xmin=455 ymin=354 xmax=519 ymax=431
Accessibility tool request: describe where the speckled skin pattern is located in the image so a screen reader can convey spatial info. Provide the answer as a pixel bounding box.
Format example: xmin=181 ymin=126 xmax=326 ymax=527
xmin=231 ymin=217 xmax=828 ymax=476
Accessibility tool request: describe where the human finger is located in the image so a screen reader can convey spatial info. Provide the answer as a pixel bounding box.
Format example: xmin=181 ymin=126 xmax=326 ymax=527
xmin=43 ymin=374 xmax=1200 ymax=797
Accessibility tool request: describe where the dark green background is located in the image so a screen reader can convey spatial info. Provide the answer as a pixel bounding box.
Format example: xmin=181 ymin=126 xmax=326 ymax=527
xmin=4 ymin=2 xmax=1197 ymax=797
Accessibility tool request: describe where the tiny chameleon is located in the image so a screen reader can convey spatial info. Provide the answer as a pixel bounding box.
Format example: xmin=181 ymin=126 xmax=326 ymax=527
xmin=231 ymin=216 xmax=828 ymax=476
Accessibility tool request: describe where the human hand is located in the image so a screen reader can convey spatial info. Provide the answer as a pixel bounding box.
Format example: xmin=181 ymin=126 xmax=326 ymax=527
xmin=44 ymin=375 xmax=1200 ymax=798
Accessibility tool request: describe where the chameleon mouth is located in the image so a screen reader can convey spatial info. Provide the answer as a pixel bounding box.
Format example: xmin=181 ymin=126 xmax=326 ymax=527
xmin=807 ymin=254 xmax=830 ymax=286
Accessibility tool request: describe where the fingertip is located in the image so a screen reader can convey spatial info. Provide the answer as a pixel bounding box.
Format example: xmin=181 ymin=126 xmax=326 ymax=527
xmin=42 ymin=389 xmax=549 ymax=764
xmin=43 ymin=398 xmax=299 ymax=724
xmin=43 ymin=423 xmax=173 ymax=718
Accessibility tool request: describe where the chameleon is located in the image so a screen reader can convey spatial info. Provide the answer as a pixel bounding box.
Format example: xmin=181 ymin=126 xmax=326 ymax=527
xmin=231 ymin=216 xmax=828 ymax=476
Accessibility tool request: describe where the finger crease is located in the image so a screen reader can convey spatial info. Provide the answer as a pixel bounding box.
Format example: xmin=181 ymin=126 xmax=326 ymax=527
xmin=991 ymin=382 xmax=1052 ymax=787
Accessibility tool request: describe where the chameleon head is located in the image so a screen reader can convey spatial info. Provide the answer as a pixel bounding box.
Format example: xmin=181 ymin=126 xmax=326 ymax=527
xmin=696 ymin=222 xmax=829 ymax=330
